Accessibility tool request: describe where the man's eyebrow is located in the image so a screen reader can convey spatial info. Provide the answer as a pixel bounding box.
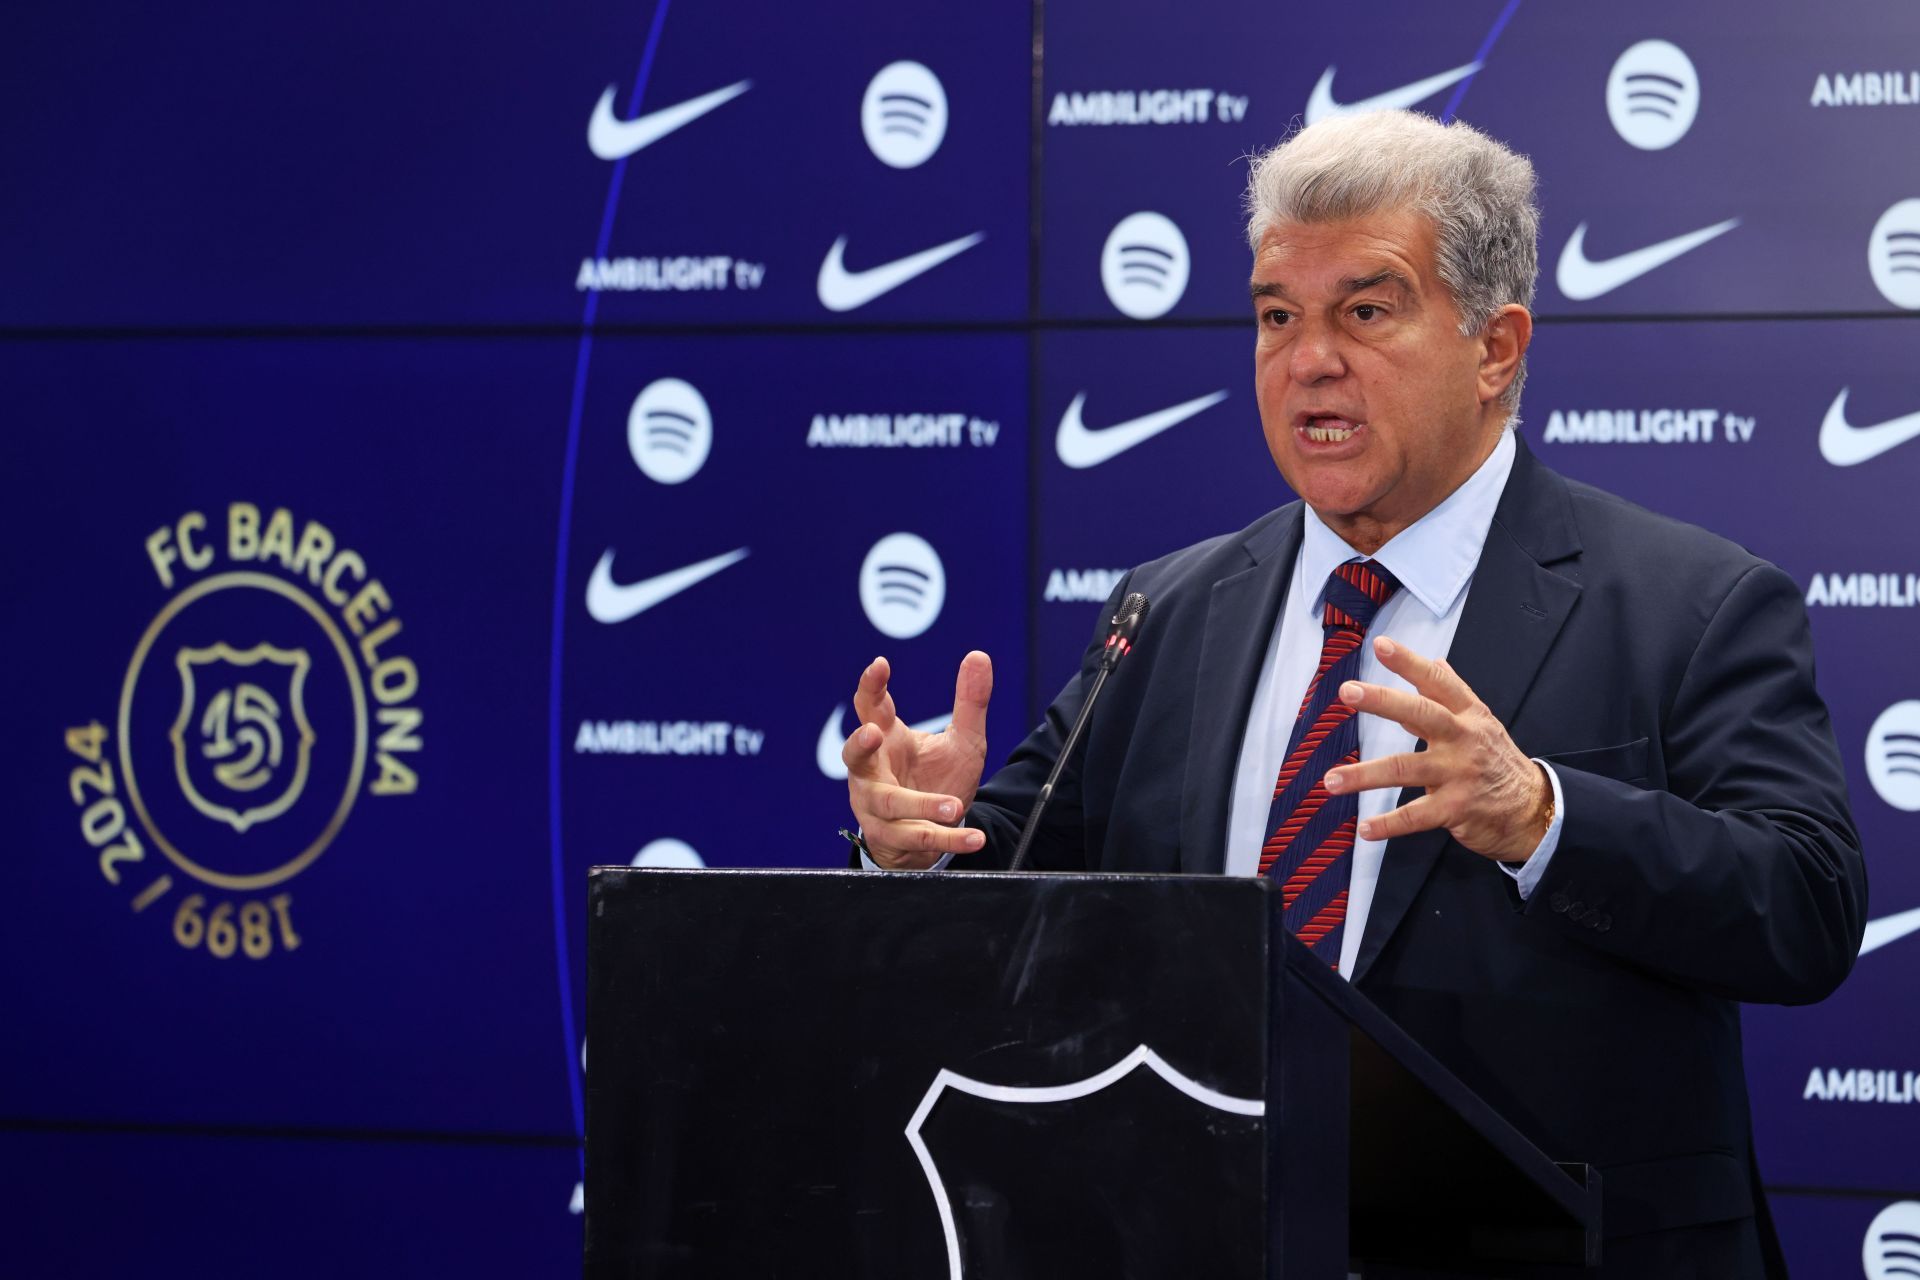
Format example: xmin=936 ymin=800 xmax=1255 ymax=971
xmin=1338 ymin=270 xmax=1412 ymax=296
xmin=1249 ymin=271 xmax=1412 ymax=302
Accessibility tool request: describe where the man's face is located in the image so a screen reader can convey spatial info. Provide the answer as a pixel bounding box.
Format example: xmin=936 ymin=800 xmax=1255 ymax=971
xmin=1251 ymin=207 xmax=1501 ymax=549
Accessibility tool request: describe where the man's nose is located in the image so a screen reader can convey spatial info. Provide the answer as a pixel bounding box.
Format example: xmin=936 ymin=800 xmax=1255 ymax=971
xmin=1289 ymin=321 xmax=1346 ymax=385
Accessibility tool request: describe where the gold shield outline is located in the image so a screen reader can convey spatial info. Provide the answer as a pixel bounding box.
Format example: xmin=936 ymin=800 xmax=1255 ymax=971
xmin=168 ymin=642 xmax=318 ymax=834
xmin=120 ymin=571 xmax=368 ymax=891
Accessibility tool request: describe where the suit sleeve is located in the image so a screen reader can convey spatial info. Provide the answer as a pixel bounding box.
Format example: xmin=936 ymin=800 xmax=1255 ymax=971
xmin=1525 ymin=561 xmax=1867 ymax=1004
xmin=959 ymin=575 xmax=1133 ymax=871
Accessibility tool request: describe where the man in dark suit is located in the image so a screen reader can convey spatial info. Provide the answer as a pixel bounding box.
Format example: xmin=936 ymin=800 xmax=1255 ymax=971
xmin=841 ymin=110 xmax=1865 ymax=1277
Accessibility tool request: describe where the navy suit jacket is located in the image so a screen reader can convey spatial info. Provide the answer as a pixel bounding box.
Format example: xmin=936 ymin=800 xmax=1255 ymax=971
xmin=965 ymin=437 xmax=1866 ymax=1259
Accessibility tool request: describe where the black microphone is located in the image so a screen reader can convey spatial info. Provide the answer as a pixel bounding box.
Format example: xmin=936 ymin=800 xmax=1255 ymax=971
xmin=1007 ymin=592 xmax=1150 ymax=872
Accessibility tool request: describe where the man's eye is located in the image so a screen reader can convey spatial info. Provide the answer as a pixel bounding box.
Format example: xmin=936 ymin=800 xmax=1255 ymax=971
xmin=1353 ymin=304 xmax=1381 ymax=322
xmin=1264 ymin=309 xmax=1290 ymax=327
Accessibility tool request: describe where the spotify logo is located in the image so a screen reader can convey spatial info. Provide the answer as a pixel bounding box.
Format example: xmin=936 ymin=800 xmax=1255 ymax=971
xmin=1101 ymin=211 xmax=1190 ymax=320
xmin=1866 ymin=701 xmax=1920 ymax=812
xmin=862 ymin=61 xmax=948 ymax=169
xmin=1606 ymin=40 xmax=1699 ymax=150
xmin=628 ymin=378 xmax=712 ymax=485
xmin=859 ymin=532 xmax=946 ymax=639
xmin=1868 ymin=199 xmax=1920 ymax=310
xmin=1864 ymin=1202 xmax=1920 ymax=1280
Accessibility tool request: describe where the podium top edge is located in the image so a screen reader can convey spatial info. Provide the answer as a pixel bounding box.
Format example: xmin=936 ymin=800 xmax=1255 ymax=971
xmin=587 ymin=866 xmax=1275 ymax=889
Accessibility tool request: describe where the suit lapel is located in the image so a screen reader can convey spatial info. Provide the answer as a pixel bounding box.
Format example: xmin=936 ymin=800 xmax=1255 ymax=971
xmin=1178 ymin=507 xmax=1303 ymax=874
xmin=1351 ymin=440 xmax=1584 ymax=983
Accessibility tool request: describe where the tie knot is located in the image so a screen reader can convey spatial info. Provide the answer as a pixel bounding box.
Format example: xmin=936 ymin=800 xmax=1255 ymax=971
xmin=1322 ymin=560 xmax=1402 ymax=633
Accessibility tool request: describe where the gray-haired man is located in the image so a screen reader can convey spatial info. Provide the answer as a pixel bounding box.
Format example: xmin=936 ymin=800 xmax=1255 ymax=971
xmin=843 ymin=110 xmax=1864 ymax=1278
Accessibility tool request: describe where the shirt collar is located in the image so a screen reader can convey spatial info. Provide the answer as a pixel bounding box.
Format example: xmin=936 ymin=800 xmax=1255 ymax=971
xmin=1298 ymin=427 xmax=1516 ymax=621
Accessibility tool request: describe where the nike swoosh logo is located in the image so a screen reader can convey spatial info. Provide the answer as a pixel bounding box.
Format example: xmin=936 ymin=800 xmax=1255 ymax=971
xmin=1819 ymin=388 xmax=1920 ymax=467
xmin=1860 ymin=906 xmax=1920 ymax=957
xmin=587 ymin=80 xmax=752 ymax=161
xmin=1554 ymin=218 xmax=1740 ymax=301
xmin=1056 ymin=389 xmax=1230 ymax=470
xmin=584 ymin=547 xmax=748 ymax=624
xmin=1304 ymin=61 xmax=1483 ymax=125
xmin=816 ymin=232 xmax=985 ymax=312
xmin=815 ymin=705 xmax=951 ymax=780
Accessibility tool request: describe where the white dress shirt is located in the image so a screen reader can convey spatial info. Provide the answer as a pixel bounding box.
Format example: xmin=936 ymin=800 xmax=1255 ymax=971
xmin=1223 ymin=428 xmax=1564 ymax=975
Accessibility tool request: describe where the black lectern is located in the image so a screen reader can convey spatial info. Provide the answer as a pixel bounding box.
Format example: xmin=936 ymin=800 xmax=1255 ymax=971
xmin=584 ymin=868 xmax=1599 ymax=1277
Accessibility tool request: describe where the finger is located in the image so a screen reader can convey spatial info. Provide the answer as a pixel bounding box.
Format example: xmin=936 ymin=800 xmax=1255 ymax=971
xmin=1373 ymin=636 xmax=1476 ymax=713
xmin=948 ymin=650 xmax=993 ymax=744
xmin=1325 ymin=752 xmax=1430 ymax=796
xmin=840 ymin=721 xmax=887 ymax=780
xmin=864 ymin=780 xmax=966 ymax=825
xmin=1358 ymin=793 xmax=1444 ymax=842
xmin=1338 ymin=679 xmax=1455 ymax=741
xmin=867 ymin=819 xmax=988 ymax=857
xmin=852 ymin=655 xmax=898 ymax=729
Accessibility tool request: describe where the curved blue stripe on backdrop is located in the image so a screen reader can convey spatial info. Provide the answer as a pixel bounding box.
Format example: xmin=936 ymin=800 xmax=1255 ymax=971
xmin=1439 ymin=0 xmax=1525 ymax=121
xmin=545 ymin=0 xmax=678 ymax=1173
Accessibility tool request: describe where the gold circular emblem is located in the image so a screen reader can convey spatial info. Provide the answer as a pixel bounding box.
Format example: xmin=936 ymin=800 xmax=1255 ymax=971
xmin=118 ymin=571 xmax=368 ymax=890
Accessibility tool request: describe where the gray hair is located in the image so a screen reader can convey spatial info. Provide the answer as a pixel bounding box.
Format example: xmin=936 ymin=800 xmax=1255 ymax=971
xmin=1244 ymin=110 xmax=1539 ymax=414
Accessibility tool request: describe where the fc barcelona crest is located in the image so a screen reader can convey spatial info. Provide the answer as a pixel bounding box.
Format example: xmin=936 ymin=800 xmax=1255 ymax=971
xmin=168 ymin=642 xmax=317 ymax=834
xmin=63 ymin=505 xmax=423 ymax=960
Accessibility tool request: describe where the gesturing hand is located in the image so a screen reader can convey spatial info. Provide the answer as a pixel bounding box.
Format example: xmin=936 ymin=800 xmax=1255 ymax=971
xmin=842 ymin=651 xmax=993 ymax=870
xmin=1321 ymin=636 xmax=1551 ymax=862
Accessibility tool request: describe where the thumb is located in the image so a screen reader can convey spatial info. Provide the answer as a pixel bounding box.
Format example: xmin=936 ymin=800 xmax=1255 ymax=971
xmin=948 ymin=651 xmax=992 ymax=745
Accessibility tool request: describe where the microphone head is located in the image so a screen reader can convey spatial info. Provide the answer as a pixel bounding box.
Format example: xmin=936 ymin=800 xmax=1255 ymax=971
xmin=1101 ymin=592 xmax=1151 ymax=670
xmin=1111 ymin=592 xmax=1150 ymax=643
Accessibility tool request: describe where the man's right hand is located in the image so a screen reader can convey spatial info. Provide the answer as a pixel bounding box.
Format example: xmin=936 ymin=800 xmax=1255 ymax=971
xmin=842 ymin=650 xmax=993 ymax=870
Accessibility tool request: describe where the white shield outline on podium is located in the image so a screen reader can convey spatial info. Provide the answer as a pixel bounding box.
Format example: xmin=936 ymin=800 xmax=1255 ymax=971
xmin=905 ymin=1044 xmax=1265 ymax=1279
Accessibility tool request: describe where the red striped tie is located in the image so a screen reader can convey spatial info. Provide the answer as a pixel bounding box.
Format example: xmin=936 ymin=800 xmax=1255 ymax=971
xmin=1259 ymin=560 xmax=1402 ymax=968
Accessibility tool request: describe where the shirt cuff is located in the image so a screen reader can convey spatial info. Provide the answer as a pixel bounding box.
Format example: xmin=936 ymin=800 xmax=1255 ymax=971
xmin=857 ymin=830 xmax=955 ymax=872
xmin=1497 ymin=760 xmax=1565 ymax=901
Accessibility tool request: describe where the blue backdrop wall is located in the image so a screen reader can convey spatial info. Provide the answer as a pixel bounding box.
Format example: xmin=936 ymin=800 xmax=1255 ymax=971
xmin=3 ymin=1 xmax=1917 ymax=1275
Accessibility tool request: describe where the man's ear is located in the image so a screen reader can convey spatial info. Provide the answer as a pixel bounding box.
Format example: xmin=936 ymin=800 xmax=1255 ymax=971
xmin=1478 ymin=304 xmax=1533 ymax=406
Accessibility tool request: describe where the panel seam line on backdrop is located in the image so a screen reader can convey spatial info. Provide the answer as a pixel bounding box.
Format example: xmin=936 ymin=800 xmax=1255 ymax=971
xmin=0 ymin=1116 xmax=581 ymax=1149
xmin=12 ymin=309 xmax=1920 ymax=344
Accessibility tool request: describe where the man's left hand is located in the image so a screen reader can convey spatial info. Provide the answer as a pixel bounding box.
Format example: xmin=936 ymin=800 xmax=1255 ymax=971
xmin=1322 ymin=635 xmax=1550 ymax=862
